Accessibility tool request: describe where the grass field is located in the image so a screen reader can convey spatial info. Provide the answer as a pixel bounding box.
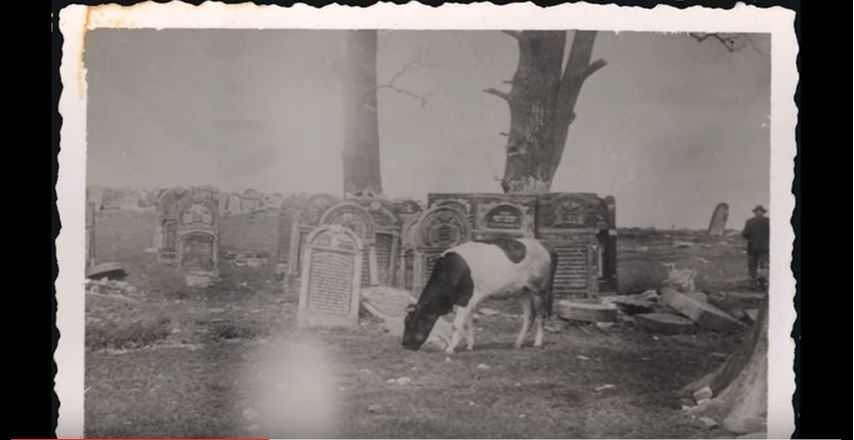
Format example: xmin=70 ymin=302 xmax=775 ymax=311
xmin=84 ymin=209 xmax=758 ymax=438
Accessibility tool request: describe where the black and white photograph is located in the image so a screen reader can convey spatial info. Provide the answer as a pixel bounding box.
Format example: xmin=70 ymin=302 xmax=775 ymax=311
xmin=55 ymin=2 xmax=798 ymax=439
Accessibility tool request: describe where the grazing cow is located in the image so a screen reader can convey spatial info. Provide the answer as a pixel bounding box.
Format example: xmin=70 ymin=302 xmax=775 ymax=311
xmin=402 ymin=238 xmax=559 ymax=354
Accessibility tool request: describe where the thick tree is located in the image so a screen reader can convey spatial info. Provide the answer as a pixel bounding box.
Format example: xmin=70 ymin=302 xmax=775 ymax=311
xmin=485 ymin=30 xmax=606 ymax=194
xmin=341 ymin=30 xmax=383 ymax=197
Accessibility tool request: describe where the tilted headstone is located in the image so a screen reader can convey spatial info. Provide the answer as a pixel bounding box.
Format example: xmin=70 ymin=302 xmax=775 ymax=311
xmin=707 ymin=202 xmax=729 ymax=235
xmin=297 ymin=224 xmax=364 ymax=328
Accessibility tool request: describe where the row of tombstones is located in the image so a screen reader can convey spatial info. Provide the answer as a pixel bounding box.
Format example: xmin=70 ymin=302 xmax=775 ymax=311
xmin=288 ymin=192 xmax=619 ymax=328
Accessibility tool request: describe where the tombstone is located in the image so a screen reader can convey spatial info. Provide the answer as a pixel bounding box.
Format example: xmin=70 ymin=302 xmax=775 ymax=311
xmin=85 ymin=201 xmax=96 ymax=268
xmin=304 ymin=193 xmax=340 ymax=225
xmin=411 ymin=206 xmax=471 ymax=293
xmin=397 ymin=214 xmax=423 ymax=290
xmin=428 ymin=193 xmax=536 ymax=240
xmin=297 ymin=224 xmax=364 ymax=328
xmin=242 ymin=188 xmax=261 ymax=214
xmin=217 ymin=192 xmax=229 ymax=216
xmin=284 ymin=193 xmax=343 ymax=291
xmin=536 ymin=193 xmax=611 ymax=298
xmin=176 ymin=189 xmax=219 ymax=272
xmin=226 ymin=193 xmax=242 ymax=215
xmin=155 ymin=187 xmax=188 ymax=263
xmin=319 ymin=202 xmax=379 ymax=287
xmin=707 ymin=202 xmax=729 ymax=235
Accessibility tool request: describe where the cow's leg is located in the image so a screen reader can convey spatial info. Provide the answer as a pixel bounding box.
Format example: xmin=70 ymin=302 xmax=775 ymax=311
xmin=532 ymin=293 xmax=547 ymax=348
xmin=464 ymin=313 xmax=475 ymax=351
xmin=446 ymin=306 xmax=473 ymax=355
xmin=513 ymin=293 xmax=534 ymax=349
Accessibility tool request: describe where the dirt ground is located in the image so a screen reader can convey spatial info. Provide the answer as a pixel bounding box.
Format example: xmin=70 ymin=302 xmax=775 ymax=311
xmin=84 ymin=209 xmax=760 ymax=438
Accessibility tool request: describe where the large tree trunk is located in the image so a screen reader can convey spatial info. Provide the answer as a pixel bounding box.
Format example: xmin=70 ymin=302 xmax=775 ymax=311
xmin=684 ymin=299 xmax=769 ymax=434
xmin=341 ymin=30 xmax=383 ymax=196
xmin=487 ymin=31 xmax=606 ymax=193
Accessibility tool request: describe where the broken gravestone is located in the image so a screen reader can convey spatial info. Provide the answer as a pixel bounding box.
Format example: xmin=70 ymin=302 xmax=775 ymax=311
xmin=660 ymin=287 xmax=749 ymax=333
xmin=634 ymin=312 xmax=696 ymax=334
xmin=556 ymin=299 xmax=619 ymax=323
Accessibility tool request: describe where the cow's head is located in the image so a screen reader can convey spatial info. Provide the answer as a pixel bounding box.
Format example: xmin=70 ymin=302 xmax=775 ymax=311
xmin=401 ymin=303 xmax=439 ymax=351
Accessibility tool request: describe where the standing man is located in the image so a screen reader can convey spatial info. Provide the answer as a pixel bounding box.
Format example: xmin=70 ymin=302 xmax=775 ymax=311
xmin=742 ymin=205 xmax=770 ymax=288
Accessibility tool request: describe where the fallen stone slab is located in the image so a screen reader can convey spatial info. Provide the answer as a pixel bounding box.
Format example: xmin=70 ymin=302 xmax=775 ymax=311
xmin=601 ymin=295 xmax=656 ymax=315
xmin=723 ymin=291 xmax=767 ymax=301
xmin=557 ymin=300 xmax=619 ymax=323
xmin=635 ymin=312 xmax=696 ymax=334
xmin=683 ymin=291 xmax=708 ymax=303
xmin=660 ymin=288 xmax=749 ymax=333
xmin=86 ymin=262 xmax=127 ymax=280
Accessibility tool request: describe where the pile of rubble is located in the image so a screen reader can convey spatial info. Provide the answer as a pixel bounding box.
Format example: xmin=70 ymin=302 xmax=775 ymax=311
xmin=556 ymin=264 xmax=759 ymax=334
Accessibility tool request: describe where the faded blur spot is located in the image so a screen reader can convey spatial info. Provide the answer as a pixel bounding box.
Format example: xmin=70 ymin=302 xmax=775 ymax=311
xmin=247 ymin=339 xmax=339 ymax=438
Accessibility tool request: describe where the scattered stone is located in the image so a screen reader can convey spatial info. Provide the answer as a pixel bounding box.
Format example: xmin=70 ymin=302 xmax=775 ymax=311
xmin=544 ymin=320 xmax=566 ymax=333
xmin=518 ymin=414 xmax=526 ymax=419
xmin=635 ymin=312 xmax=696 ymax=334
xmin=184 ymin=271 xmax=219 ymax=288
xmin=673 ymin=241 xmax=694 ymax=248
xmin=479 ymin=307 xmax=500 ymax=316
xmin=693 ymin=386 xmax=713 ymax=402
xmin=594 ymin=384 xmax=616 ymax=392
xmin=557 ymin=300 xmax=619 ymax=323
xmin=745 ymin=309 xmax=759 ymax=323
xmin=663 ymin=264 xmax=697 ymax=292
xmin=367 ymin=404 xmax=381 ymax=413
xmin=595 ymin=322 xmax=614 ymax=330
xmin=698 ymin=416 xmax=718 ymax=429
xmin=640 ymin=289 xmax=659 ymax=301
xmin=660 ymin=288 xmax=749 ymax=333
xmin=576 ymin=355 xmax=590 ymax=361
xmin=682 ymin=291 xmax=707 ymax=303
xmin=386 ymin=376 xmax=412 ymax=386
xmin=468 ymin=401 xmax=475 ymax=406
xmin=602 ymin=295 xmax=656 ymax=315
xmin=476 ymin=363 xmax=491 ymax=371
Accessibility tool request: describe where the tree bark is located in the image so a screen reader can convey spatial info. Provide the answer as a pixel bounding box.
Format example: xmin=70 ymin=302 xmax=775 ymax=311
xmin=490 ymin=31 xmax=605 ymax=194
xmin=684 ymin=299 xmax=769 ymax=434
xmin=341 ymin=30 xmax=383 ymax=196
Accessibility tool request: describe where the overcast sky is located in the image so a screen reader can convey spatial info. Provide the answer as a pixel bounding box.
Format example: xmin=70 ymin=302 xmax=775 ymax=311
xmin=85 ymin=29 xmax=770 ymax=229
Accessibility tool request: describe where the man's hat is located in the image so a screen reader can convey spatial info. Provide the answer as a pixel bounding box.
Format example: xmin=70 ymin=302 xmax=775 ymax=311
xmin=753 ymin=205 xmax=767 ymax=213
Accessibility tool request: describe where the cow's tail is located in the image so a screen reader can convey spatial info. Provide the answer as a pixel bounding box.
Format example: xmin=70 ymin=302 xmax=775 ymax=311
xmin=543 ymin=242 xmax=560 ymax=318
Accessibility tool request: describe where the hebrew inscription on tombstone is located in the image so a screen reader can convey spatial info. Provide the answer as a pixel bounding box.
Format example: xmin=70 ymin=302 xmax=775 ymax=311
xmin=297 ymin=224 xmax=364 ymax=328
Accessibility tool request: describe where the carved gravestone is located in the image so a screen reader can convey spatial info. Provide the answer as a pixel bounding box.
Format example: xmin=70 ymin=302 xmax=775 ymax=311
xmin=535 ymin=193 xmax=611 ymax=298
xmin=297 ymin=224 xmax=364 ymax=328
xmin=394 ymin=198 xmax=425 ymax=220
xmin=217 ymin=192 xmax=229 ymax=216
xmin=707 ymin=202 xmax=729 ymax=235
xmin=176 ymin=190 xmax=219 ymax=273
xmin=475 ymin=198 xmax=536 ymax=240
xmin=354 ymin=197 xmax=402 ymax=287
xmin=397 ymin=215 xmax=422 ymax=290
xmin=412 ymin=206 xmax=471 ymax=293
xmin=242 ymin=189 xmax=261 ymax=214
xmin=320 ymin=202 xmax=378 ymax=287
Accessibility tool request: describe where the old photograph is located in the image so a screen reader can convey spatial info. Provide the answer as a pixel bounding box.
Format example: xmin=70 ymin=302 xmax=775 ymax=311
xmin=56 ymin=3 xmax=798 ymax=439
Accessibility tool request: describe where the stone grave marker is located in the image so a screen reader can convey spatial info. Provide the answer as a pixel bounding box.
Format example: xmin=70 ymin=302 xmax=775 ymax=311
xmin=176 ymin=189 xmax=220 ymax=273
xmin=297 ymin=224 xmax=364 ymax=328
xmin=707 ymin=202 xmax=729 ymax=235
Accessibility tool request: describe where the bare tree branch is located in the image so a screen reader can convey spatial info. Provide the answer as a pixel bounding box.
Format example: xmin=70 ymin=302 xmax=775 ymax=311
xmin=583 ymin=59 xmax=608 ymax=79
xmin=376 ymin=50 xmax=435 ymax=107
xmin=689 ymin=32 xmax=739 ymax=53
xmin=483 ymin=87 xmax=511 ymax=101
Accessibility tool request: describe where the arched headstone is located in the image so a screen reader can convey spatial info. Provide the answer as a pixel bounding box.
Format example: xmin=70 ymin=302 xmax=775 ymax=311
xmin=176 ymin=189 xmax=219 ymax=272
xmin=320 ymin=202 xmax=378 ymax=286
xmin=155 ymin=187 xmax=188 ymax=263
xmin=707 ymin=202 xmax=729 ymax=235
xmin=412 ymin=206 xmax=471 ymax=293
xmin=297 ymin=224 xmax=364 ymax=328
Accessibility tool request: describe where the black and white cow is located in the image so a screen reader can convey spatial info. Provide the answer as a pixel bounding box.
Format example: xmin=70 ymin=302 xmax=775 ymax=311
xmin=402 ymin=238 xmax=559 ymax=354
